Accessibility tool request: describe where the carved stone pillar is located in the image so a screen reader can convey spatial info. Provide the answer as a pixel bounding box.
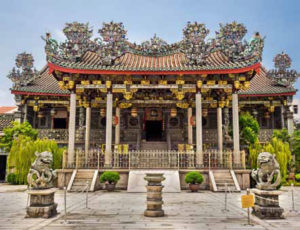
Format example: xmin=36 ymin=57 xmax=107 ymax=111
xmin=232 ymin=93 xmax=240 ymax=167
xmin=105 ymin=93 xmax=113 ymax=167
xmin=196 ymin=93 xmax=203 ymax=167
xmin=85 ymin=106 xmax=91 ymax=163
xmin=287 ymin=109 xmax=294 ymax=135
xmin=115 ymin=106 xmax=120 ymax=145
xmin=281 ymin=105 xmax=285 ymax=129
xmin=187 ymin=107 xmax=193 ymax=145
xmin=217 ymin=106 xmax=223 ymax=164
xmin=68 ymin=92 xmax=77 ymax=166
xmin=23 ymin=103 xmax=28 ymax=123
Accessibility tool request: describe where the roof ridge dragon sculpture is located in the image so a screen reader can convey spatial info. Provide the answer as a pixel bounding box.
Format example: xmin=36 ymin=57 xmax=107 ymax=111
xmin=42 ymin=21 xmax=264 ymax=66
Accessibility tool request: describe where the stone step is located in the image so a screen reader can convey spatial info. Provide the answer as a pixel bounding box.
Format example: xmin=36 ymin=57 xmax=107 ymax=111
xmin=70 ymin=185 xmax=89 ymax=192
xmin=72 ymin=181 xmax=92 ymax=187
xmin=75 ymin=174 xmax=95 ymax=179
xmin=141 ymin=142 xmax=168 ymax=150
xmin=215 ymin=179 xmax=234 ymax=183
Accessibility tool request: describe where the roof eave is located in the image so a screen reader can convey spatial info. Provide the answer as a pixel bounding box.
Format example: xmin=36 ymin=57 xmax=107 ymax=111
xmin=48 ymin=62 xmax=261 ymax=76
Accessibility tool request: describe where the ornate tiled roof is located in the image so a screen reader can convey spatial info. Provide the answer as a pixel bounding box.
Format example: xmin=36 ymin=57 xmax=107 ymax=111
xmin=11 ymin=66 xmax=70 ymax=96
xmin=0 ymin=114 xmax=14 ymax=131
xmin=12 ymin=65 xmax=296 ymax=97
xmin=50 ymin=50 xmax=259 ymax=72
xmin=0 ymin=106 xmax=17 ymax=114
xmin=45 ymin=21 xmax=264 ymax=73
xmin=239 ymin=67 xmax=296 ymax=96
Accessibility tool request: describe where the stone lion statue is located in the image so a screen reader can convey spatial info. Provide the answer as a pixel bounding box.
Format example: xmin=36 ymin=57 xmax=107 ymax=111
xmin=27 ymin=151 xmax=57 ymax=189
xmin=251 ymin=152 xmax=281 ymax=190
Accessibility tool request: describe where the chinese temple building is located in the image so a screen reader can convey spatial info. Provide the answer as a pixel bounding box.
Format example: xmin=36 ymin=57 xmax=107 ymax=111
xmin=7 ymin=21 xmax=298 ymax=190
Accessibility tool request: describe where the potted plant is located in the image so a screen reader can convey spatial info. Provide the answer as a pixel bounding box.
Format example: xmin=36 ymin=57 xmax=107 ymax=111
xmin=100 ymin=171 xmax=120 ymax=191
xmin=184 ymin=171 xmax=204 ymax=192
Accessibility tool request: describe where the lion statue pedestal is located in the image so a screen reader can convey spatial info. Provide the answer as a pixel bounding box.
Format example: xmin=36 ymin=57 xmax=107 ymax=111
xmin=26 ymin=151 xmax=57 ymax=218
xmin=251 ymin=152 xmax=284 ymax=219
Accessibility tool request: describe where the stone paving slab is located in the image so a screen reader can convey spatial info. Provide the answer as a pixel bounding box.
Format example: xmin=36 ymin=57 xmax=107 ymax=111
xmin=0 ymin=183 xmax=27 ymax=193
xmin=0 ymin=186 xmax=299 ymax=230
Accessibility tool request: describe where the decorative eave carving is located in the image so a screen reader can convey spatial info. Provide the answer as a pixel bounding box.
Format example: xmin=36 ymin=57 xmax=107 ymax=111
xmin=268 ymin=52 xmax=299 ymax=88
xmin=211 ymin=22 xmax=265 ymax=62
xmin=97 ymin=21 xmax=128 ymax=65
xmin=181 ymin=22 xmax=210 ymax=65
xmin=7 ymin=52 xmax=37 ymax=87
xmin=131 ymin=34 xmax=177 ymax=56
xmin=43 ymin=21 xmax=265 ymax=67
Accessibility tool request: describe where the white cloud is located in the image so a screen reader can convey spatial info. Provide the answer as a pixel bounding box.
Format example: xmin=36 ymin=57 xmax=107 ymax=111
xmin=53 ymin=29 xmax=66 ymax=42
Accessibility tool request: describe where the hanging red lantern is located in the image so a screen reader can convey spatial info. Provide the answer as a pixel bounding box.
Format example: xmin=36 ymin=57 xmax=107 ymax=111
xmin=190 ymin=116 xmax=195 ymax=126
xmin=113 ymin=116 xmax=119 ymax=126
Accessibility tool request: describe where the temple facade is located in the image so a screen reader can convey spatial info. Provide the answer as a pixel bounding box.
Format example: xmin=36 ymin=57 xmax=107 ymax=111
xmin=7 ymin=21 xmax=298 ymax=174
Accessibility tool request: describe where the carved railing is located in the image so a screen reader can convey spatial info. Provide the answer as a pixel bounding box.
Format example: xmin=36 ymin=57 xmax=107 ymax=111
xmin=38 ymin=129 xmax=68 ymax=143
xmin=126 ymin=150 xmax=195 ymax=169
xmin=67 ymin=148 xmax=240 ymax=169
xmin=259 ymin=129 xmax=273 ymax=143
xmin=203 ymin=149 xmax=236 ymax=169
xmin=37 ymin=129 xmax=104 ymax=144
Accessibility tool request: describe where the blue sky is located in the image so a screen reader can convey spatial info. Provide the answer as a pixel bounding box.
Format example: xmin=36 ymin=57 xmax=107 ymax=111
xmin=0 ymin=0 xmax=300 ymax=105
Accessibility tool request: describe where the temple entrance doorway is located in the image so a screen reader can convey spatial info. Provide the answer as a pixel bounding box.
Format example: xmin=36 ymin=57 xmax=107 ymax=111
xmin=145 ymin=120 xmax=162 ymax=141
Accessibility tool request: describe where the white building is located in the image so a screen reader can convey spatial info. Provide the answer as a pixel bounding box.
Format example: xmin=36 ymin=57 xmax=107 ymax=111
xmin=292 ymin=99 xmax=300 ymax=128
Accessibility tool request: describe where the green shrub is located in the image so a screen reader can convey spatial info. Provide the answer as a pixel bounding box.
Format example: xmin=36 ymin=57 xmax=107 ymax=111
xmin=100 ymin=171 xmax=120 ymax=184
xmin=273 ymin=129 xmax=291 ymax=144
xmin=184 ymin=171 xmax=204 ymax=184
xmin=292 ymin=131 xmax=300 ymax=172
xmin=7 ymin=173 xmax=17 ymax=185
xmin=263 ymin=137 xmax=292 ymax=182
xmin=295 ymin=173 xmax=300 ymax=182
xmin=239 ymin=112 xmax=260 ymax=146
xmin=7 ymin=136 xmax=64 ymax=184
xmin=248 ymin=140 xmax=263 ymax=169
xmin=0 ymin=122 xmax=38 ymax=152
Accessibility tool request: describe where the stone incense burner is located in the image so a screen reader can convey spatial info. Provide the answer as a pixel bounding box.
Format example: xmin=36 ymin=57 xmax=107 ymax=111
xmin=144 ymin=173 xmax=165 ymax=217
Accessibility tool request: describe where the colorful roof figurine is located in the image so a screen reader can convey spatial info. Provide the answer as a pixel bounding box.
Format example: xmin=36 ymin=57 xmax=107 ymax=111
xmin=268 ymin=52 xmax=299 ymax=88
xmin=44 ymin=21 xmax=264 ymax=74
xmin=8 ymin=21 xmax=297 ymax=98
xmin=7 ymin=52 xmax=38 ymax=88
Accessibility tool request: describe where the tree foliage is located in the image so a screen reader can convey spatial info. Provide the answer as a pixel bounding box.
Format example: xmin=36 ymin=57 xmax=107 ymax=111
xmin=239 ymin=112 xmax=260 ymax=146
xmin=248 ymin=140 xmax=263 ymax=169
xmin=7 ymin=135 xmax=64 ymax=184
xmin=292 ymin=130 xmax=300 ymax=172
xmin=0 ymin=122 xmax=38 ymax=152
xmin=263 ymin=137 xmax=292 ymax=181
xmin=273 ymin=129 xmax=291 ymax=144
xmin=248 ymin=135 xmax=292 ymax=182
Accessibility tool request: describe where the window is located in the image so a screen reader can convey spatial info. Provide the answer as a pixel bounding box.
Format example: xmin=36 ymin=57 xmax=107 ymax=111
xmin=38 ymin=116 xmax=47 ymax=128
xmin=293 ymin=105 xmax=298 ymax=114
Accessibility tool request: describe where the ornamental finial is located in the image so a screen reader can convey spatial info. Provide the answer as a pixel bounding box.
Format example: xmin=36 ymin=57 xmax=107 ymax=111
xmin=7 ymin=52 xmax=37 ymax=87
xmin=268 ymin=52 xmax=299 ymax=88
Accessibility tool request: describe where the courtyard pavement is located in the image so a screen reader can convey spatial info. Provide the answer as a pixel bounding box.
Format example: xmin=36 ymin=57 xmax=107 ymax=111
xmin=0 ymin=185 xmax=299 ymax=230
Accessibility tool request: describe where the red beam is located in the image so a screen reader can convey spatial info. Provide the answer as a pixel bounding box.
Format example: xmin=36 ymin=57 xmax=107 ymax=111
xmin=239 ymin=92 xmax=296 ymax=97
xmin=48 ymin=62 xmax=261 ymax=75
xmin=11 ymin=90 xmax=70 ymax=97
